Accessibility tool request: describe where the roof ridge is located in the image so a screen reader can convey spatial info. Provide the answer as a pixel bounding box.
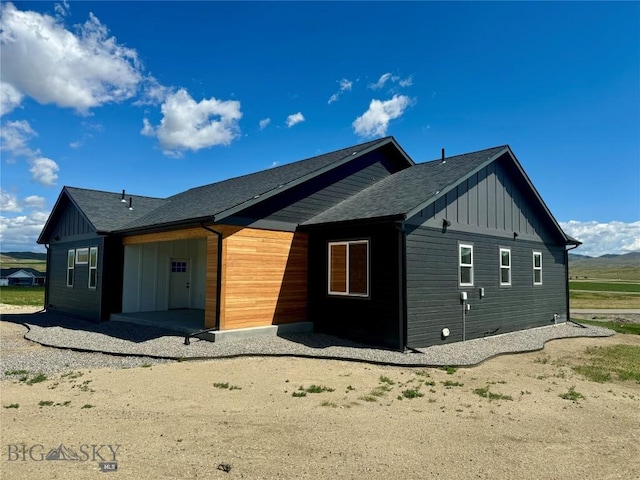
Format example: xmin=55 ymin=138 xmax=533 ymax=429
xmin=65 ymin=186 xmax=165 ymax=200
xmin=420 ymin=145 xmax=509 ymax=165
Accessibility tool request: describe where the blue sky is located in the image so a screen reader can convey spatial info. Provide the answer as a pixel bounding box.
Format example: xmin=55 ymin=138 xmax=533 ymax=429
xmin=1 ymin=1 xmax=638 ymax=256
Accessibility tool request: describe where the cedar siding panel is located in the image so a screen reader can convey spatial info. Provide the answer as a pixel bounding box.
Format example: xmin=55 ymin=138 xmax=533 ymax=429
xmin=47 ymin=238 xmax=105 ymax=321
xmin=237 ymin=149 xmax=405 ymax=226
xmin=405 ymin=226 xmax=566 ymax=347
xmin=307 ymin=223 xmax=402 ymax=350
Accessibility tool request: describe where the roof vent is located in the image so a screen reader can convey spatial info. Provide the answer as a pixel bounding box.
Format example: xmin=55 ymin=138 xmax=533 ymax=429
xmin=128 ymin=197 xmax=133 ymax=211
xmin=441 ymin=148 xmax=446 ymax=164
xmin=121 ymin=189 xmax=127 ymax=202
xmin=352 ymin=151 xmax=358 ymax=156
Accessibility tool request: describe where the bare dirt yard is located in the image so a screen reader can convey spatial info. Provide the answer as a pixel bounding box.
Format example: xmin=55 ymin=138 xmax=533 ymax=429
xmin=1 ymin=308 xmax=639 ymax=480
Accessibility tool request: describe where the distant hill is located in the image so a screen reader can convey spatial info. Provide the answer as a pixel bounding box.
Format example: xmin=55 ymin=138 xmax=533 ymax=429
xmin=1 ymin=252 xmax=47 ymax=261
xmin=569 ymin=252 xmax=640 ymax=281
xmin=0 ymin=252 xmax=47 ymax=272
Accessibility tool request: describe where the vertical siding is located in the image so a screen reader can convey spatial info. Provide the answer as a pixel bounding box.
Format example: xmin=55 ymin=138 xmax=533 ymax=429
xmin=307 ymin=223 xmax=402 ymax=350
xmin=405 ymin=225 xmax=567 ymax=347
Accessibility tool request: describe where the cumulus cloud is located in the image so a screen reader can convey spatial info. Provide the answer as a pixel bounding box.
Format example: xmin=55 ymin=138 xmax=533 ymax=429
xmin=23 ymin=195 xmax=46 ymax=209
xmin=285 ymin=112 xmax=305 ymax=128
xmin=352 ymin=95 xmax=412 ymax=138
xmin=141 ymin=88 xmax=242 ymax=157
xmin=134 ymin=75 xmax=172 ymax=106
xmin=560 ymin=220 xmax=640 ymax=257
xmin=0 ymin=120 xmax=39 ymax=159
xmin=0 ymin=210 xmax=49 ymax=251
xmin=328 ymin=78 xmax=353 ymax=104
xmin=259 ymin=118 xmax=271 ymax=130
xmin=29 ymin=157 xmax=59 ymax=186
xmin=0 ymin=189 xmax=21 ymax=212
xmin=0 ymin=2 xmax=142 ymax=115
xmin=0 ymin=81 xmax=23 ymax=117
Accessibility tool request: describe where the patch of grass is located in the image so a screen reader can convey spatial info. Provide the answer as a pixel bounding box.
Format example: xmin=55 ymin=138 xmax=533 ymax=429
xmin=213 ymin=382 xmax=242 ymax=390
xmin=300 ymin=384 xmax=334 ymax=394
xmin=572 ymin=344 xmax=640 ymax=383
xmin=320 ymin=401 xmax=337 ymax=408
xmin=570 ymin=291 xmax=640 ymax=309
xmin=414 ymin=370 xmax=431 ymax=377
xmin=291 ymin=391 xmax=306 ymax=398
xmin=559 ymin=386 xmax=585 ymax=402
xmin=441 ymin=380 xmax=464 ymax=388
xmin=4 ymin=403 xmax=19 ymax=409
xmin=358 ymin=395 xmax=377 ymax=402
xmin=0 ymin=286 xmax=45 ymax=306
xmin=5 ymin=369 xmax=29 ymax=376
xmin=38 ymin=400 xmax=54 ymax=407
xmin=440 ymin=366 xmax=458 ymax=375
xmin=533 ymin=356 xmax=550 ymax=364
xmin=400 ymin=389 xmax=424 ymax=399
xmin=378 ymin=375 xmax=395 ymax=385
xmin=473 ymin=386 xmax=513 ymax=401
xmin=573 ymin=318 xmax=640 ymax=335
xmin=346 ymin=385 xmax=355 ymax=392
xmin=141 ymin=363 xmax=153 ymax=368
xmin=60 ymin=371 xmax=83 ymax=379
xmin=81 ymin=404 xmax=94 ymax=409
xmin=569 ymin=281 xmax=640 ymax=293
xmin=26 ymin=373 xmax=47 ymax=385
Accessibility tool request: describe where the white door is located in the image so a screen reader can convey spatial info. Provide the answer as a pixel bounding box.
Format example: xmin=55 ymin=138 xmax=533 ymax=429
xmin=169 ymin=258 xmax=190 ymax=309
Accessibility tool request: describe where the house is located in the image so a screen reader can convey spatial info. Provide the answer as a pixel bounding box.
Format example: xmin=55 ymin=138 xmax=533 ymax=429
xmin=37 ymin=137 xmax=580 ymax=350
xmin=0 ymin=268 xmax=46 ymax=286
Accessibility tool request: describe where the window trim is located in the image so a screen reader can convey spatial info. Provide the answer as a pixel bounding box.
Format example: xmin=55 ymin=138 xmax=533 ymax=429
xmin=499 ymin=247 xmax=511 ymax=286
xmin=88 ymin=246 xmax=98 ymax=289
xmin=67 ymin=249 xmax=75 ymax=287
xmin=75 ymin=247 xmax=89 ymax=265
xmin=459 ymin=243 xmax=474 ymax=287
xmin=533 ymin=251 xmax=543 ymax=285
xmin=327 ymin=240 xmax=370 ymax=297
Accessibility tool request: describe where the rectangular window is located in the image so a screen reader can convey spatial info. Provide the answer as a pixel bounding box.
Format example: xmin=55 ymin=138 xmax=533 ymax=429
xmin=88 ymin=246 xmax=98 ymax=289
xmin=75 ymin=247 xmax=89 ymax=264
xmin=171 ymin=261 xmax=187 ymax=273
xmin=67 ymin=249 xmax=75 ymax=287
xmin=459 ymin=244 xmax=474 ymax=286
xmin=500 ymin=248 xmax=511 ymax=286
xmin=533 ymin=251 xmax=542 ymax=285
xmin=328 ymin=240 xmax=369 ymax=297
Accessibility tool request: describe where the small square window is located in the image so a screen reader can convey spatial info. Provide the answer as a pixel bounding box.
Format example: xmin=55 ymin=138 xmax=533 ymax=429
xmin=76 ymin=248 xmax=89 ymax=264
xmin=171 ymin=261 xmax=187 ymax=273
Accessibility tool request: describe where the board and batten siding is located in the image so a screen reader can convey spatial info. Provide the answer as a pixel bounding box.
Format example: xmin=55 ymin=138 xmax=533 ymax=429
xmin=404 ymin=226 xmax=567 ymax=347
xmin=234 ymin=149 xmax=408 ymax=228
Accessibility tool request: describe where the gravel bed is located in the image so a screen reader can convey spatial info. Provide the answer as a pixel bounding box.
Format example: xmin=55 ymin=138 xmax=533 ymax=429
xmin=1 ymin=311 xmax=614 ymax=376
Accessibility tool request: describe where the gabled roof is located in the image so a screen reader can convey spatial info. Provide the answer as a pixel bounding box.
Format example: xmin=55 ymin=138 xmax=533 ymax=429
xmin=37 ymin=187 xmax=166 ymax=243
xmin=0 ymin=268 xmax=45 ymax=278
xmin=116 ymin=137 xmax=410 ymax=232
xmin=303 ymin=146 xmax=508 ymax=225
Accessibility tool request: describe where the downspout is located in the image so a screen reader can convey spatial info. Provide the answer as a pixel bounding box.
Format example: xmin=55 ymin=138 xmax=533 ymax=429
xmin=565 ymin=242 xmax=586 ymax=328
xmin=43 ymin=244 xmax=50 ymax=312
xmin=184 ymin=222 xmax=223 ymax=345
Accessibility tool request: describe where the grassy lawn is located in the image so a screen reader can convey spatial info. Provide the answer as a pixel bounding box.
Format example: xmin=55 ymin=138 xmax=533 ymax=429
xmin=0 ymin=286 xmax=45 ymax=306
xmin=570 ymin=291 xmax=640 ymax=309
xmin=572 ymin=344 xmax=640 ymax=383
xmin=569 ymin=281 xmax=640 ymax=293
xmin=572 ymin=318 xmax=640 ymax=335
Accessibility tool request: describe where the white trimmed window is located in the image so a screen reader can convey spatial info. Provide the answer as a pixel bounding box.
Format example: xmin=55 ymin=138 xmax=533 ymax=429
xmin=459 ymin=244 xmax=474 ymax=286
xmin=328 ymin=240 xmax=369 ymax=297
xmin=75 ymin=247 xmax=89 ymax=264
xmin=533 ymin=251 xmax=542 ymax=285
xmin=500 ymin=248 xmax=511 ymax=286
xmin=88 ymin=246 xmax=98 ymax=289
xmin=67 ymin=249 xmax=75 ymax=287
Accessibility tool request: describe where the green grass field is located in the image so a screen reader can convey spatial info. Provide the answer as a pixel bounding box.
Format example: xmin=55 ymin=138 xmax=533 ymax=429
xmin=0 ymin=286 xmax=45 ymax=306
xmin=569 ymin=281 xmax=640 ymax=293
xmin=569 ymin=280 xmax=640 ymax=309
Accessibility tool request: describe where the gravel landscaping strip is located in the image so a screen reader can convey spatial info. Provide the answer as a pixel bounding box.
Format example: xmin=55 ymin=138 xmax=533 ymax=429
xmin=1 ymin=311 xmax=614 ymax=377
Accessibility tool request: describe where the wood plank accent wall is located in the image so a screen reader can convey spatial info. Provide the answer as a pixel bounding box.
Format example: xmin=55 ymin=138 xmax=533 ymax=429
xmin=123 ymin=225 xmax=308 ymax=330
xmin=219 ymin=227 xmax=308 ymax=330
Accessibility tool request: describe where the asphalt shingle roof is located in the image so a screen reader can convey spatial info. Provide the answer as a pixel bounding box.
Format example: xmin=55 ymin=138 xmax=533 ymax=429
xmin=64 ymin=187 xmax=167 ymax=232
xmin=303 ymin=145 xmax=509 ymax=225
xmin=117 ymin=137 xmax=390 ymax=231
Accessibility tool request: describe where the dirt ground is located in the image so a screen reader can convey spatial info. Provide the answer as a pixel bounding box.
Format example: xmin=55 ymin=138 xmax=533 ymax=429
xmin=1 ymin=309 xmax=639 ymax=480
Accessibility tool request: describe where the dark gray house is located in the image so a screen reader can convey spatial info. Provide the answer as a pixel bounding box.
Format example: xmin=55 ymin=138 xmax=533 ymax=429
xmin=38 ymin=137 xmax=579 ymax=350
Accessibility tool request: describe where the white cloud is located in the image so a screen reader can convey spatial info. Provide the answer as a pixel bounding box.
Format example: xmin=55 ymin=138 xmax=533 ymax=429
xmin=29 ymin=157 xmax=59 ymax=186
xmin=141 ymin=88 xmax=242 ymax=157
xmin=259 ymin=118 xmax=271 ymax=130
xmin=369 ymin=73 xmax=413 ymax=91
xmin=398 ymin=75 xmax=413 ymax=87
xmin=0 ymin=120 xmax=39 ymax=158
xmin=352 ymin=95 xmax=412 ymax=138
xmin=286 ymin=112 xmax=305 ymax=128
xmin=369 ymin=73 xmax=394 ymax=90
xmin=24 ymin=195 xmax=46 ymax=209
xmin=134 ymin=75 xmax=172 ymax=106
xmin=0 ymin=210 xmax=49 ymax=251
xmin=0 ymin=2 xmax=142 ymax=115
xmin=0 ymin=81 xmax=23 ymax=117
xmin=328 ymin=78 xmax=353 ymax=104
xmin=0 ymin=189 xmax=21 ymax=212
xmin=560 ymin=220 xmax=640 ymax=257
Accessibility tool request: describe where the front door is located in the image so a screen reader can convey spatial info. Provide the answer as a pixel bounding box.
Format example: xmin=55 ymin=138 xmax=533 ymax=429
xmin=169 ymin=258 xmax=190 ymax=309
